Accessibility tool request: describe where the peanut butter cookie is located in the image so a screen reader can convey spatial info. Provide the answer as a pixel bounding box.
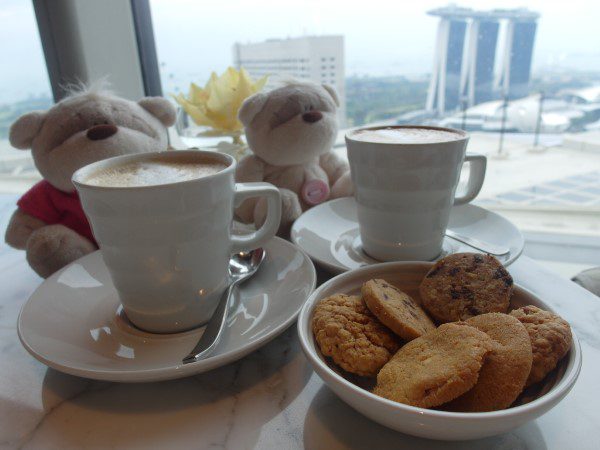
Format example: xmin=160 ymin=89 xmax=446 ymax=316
xmin=362 ymin=279 xmax=435 ymax=341
xmin=419 ymin=253 xmax=513 ymax=323
xmin=373 ymin=323 xmax=493 ymax=408
xmin=510 ymin=305 xmax=572 ymax=386
xmin=312 ymin=294 xmax=401 ymax=377
xmin=445 ymin=313 xmax=533 ymax=412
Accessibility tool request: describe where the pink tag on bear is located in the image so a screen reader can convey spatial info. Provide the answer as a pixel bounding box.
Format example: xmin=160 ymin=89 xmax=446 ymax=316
xmin=301 ymin=179 xmax=329 ymax=206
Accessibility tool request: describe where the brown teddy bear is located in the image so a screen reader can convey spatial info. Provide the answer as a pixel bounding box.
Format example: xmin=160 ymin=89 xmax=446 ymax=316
xmin=5 ymin=86 xmax=176 ymax=278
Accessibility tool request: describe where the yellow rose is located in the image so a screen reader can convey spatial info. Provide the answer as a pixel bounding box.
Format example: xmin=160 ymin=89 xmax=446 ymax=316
xmin=174 ymin=67 xmax=267 ymax=134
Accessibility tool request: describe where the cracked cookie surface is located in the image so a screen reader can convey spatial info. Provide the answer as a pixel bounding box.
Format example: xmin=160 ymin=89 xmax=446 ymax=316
xmin=419 ymin=253 xmax=513 ymax=323
xmin=510 ymin=305 xmax=572 ymax=386
xmin=362 ymin=279 xmax=435 ymax=341
xmin=445 ymin=313 xmax=533 ymax=412
xmin=373 ymin=323 xmax=493 ymax=408
xmin=312 ymin=294 xmax=400 ymax=377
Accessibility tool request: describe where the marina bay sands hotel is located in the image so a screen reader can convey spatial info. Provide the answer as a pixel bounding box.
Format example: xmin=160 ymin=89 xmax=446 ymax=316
xmin=426 ymin=6 xmax=540 ymax=115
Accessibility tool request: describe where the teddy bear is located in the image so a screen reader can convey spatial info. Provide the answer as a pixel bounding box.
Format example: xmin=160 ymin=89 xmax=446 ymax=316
xmin=235 ymin=81 xmax=353 ymax=235
xmin=5 ymin=86 xmax=176 ymax=278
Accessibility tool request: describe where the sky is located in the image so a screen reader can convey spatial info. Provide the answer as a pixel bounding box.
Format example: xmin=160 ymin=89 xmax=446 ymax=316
xmin=1 ymin=0 xmax=599 ymax=103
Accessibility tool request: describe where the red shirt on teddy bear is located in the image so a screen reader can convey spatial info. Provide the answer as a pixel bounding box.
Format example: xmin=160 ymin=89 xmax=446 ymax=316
xmin=17 ymin=181 xmax=97 ymax=246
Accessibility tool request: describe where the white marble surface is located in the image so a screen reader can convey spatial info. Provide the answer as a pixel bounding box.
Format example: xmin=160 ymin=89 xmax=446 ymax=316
xmin=1 ymin=196 xmax=600 ymax=449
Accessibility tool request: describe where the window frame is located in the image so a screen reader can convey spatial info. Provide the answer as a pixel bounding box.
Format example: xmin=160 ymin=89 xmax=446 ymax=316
xmin=32 ymin=0 xmax=161 ymax=101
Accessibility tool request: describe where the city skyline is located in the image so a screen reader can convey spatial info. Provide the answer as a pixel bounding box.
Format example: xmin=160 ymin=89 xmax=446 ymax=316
xmin=1 ymin=0 xmax=600 ymax=103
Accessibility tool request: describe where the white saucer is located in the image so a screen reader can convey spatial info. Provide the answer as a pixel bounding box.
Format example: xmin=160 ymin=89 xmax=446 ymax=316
xmin=291 ymin=197 xmax=524 ymax=274
xmin=17 ymin=237 xmax=316 ymax=382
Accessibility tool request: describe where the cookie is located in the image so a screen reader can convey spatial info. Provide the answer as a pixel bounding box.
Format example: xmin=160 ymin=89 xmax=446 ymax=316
xmin=444 ymin=313 xmax=533 ymax=412
xmin=510 ymin=305 xmax=572 ymax=386
xmin=419 ymin=253 xmax=513 ymax=323
xmin=312 ymin=294 xmax=401 ymax=377
xmin=373 ymin=323 xmax=493 ymax=408
xmin=362 ymin=279 xmax=435 ymax=341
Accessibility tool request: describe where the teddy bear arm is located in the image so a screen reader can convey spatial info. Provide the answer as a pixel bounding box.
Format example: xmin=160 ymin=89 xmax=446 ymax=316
xmin=319 ymin=152 xmax=353 ymax=198
xmin=5 ymin=209 xmax=47 ymax=250
xmin=26 ymin=224 xmax=96 ymax=278
xmin=330 ymin=171 xmax=354 ymax=199
xmin=319 ymin=152 xmax=350 ymax=184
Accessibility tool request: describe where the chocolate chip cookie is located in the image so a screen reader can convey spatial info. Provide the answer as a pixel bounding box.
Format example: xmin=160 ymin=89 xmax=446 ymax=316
xmin=362 ymin=279 xmax=435 ymax=341
xmin=419 ymin=253 xmax=513 ymax=323
xmin=373 ymin=323 xmax=494 ymax=408
xmin=510 ymin=305 xmax=572 ymax=386
xmin=312 ymin=294 xmax=401 ymax=377
xmin=445 ymin=313 xmax=533 ymax=412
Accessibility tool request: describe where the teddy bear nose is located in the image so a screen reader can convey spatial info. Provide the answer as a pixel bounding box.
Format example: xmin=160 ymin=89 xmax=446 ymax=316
xmin=302 ymin=111 xmax=323 ymax=123
xmin=87 ymin=124 xmax=118 ymax=140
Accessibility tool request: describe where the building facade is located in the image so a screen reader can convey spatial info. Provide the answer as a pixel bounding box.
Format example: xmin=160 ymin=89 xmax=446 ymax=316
xmin=426 ymin=6 xmax=539 ymax=115
xmin=233 ymin=36 xmax=346 ymax=126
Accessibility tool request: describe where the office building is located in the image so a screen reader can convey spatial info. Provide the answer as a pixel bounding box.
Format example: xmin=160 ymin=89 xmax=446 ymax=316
xmin=233 ymin=36 xmax=346 ymax=126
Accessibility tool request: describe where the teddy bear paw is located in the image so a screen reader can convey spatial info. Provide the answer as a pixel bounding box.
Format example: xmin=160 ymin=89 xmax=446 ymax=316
xmin=26 ymin=225 xmax=96 ymax=278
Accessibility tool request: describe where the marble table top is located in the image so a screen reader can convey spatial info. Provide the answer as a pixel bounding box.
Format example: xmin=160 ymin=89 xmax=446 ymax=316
xmin=1 ymin=194 xmax=599 ymax=449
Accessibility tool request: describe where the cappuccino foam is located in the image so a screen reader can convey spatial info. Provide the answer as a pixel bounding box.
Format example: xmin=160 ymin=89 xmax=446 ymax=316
xmin=351 ymin=127 xmax=462 ymax=144
xmin=84 ymin=155 xmax=227 ymax=187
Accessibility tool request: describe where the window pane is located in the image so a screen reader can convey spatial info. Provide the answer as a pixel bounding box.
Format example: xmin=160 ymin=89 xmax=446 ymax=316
xmin=150 ymin=0 xmax=600 ymax=274
xmin=0 ymin=0 xmax=52 ymax=194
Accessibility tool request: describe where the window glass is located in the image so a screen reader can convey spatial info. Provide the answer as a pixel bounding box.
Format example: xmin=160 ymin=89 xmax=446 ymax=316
xmin=150 ymin=0 xmax=600 ymax=275
xmin=0 ymin=0 xmax=52 ymax=194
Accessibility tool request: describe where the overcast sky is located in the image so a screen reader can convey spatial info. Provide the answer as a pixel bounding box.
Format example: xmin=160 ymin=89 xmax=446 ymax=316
xmin=1 ymin=0 xmax=599 ymax=103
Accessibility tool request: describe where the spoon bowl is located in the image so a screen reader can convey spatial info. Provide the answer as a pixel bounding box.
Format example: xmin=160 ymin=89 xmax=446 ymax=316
xmin=183 ymin=248 xmax=266 ymax=364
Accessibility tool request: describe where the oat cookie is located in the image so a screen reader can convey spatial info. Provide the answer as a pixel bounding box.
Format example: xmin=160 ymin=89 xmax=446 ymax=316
xmin=419 ymin=253 xmax=513 ymax=323
xmin=510 ymin=305 xmax=572 ymax=386
xmin=362 ymin=279 xmax=435 ymax=341
xmin=445 ymin=313 xmax=533 ymax=412
xmin=373 ymin=323 xmax=493 ymax=408
xmin=312 ymin=294 xmax=401 ymax=377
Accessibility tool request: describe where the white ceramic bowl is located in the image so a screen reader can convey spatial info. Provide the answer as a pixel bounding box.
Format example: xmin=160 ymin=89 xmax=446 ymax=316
xmin=297 ymin=262 xmax=582 ymax=441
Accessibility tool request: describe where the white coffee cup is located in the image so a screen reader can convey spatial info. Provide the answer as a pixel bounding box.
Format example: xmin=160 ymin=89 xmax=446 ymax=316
xmin=345 ymin=125 xmax=486 ymax=261
xmin=73 ymin=150 xmax=281 ymax=333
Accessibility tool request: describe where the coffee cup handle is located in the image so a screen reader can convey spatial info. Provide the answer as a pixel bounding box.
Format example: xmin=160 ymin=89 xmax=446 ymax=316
xmin=231 ymin=182 xmax=282 ymax=253
xmin=454 ymin=154 xmax=487 ymax=206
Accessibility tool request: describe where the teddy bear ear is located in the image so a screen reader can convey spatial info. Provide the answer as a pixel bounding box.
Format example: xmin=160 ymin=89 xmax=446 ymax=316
xmin=9 ymin=111 xmax=46 ymax=150
xmin=322 ymin=84 xmax=340 ymax=107
xmin=238 ymin=92 xmax=268 ymax=126
xmin=138 ymin=97 xmax=177 ymax=127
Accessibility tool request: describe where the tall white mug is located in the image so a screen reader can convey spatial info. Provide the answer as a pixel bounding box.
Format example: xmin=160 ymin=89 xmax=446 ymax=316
xmin=73 ymin=150 xmax=281 ymax=333
xmin=345 ymin=125 xmax=486 ymax=261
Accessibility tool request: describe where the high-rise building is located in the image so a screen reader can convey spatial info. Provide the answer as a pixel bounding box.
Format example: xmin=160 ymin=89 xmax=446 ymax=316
xmin=468 ymin=18 xmax=500 ymax=104
xmin=426 ymin=6 xmax=539 ymax=115
xmin=498 ymin=18 xmax=538 ymax=100
xmin=233 ymin=36 xmax=346 ymax=126
xmin=426 ymin=9 xmax=469 ymax=113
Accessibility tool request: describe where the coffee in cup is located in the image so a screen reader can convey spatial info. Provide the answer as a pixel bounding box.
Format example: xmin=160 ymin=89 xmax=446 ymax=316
xmin=350 ymin=127 xmax=463 ymax=144
xmin=83 ymin=154 xmax=227 ymax=187
xmin=345 ymin=126 xmax=486 ymax=261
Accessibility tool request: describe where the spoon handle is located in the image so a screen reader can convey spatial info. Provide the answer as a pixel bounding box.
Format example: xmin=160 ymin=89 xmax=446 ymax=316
xmin=445 ymin=230 xmax=510 ymax=256
xmin=182 ymin=280 xmax=238 ymax=364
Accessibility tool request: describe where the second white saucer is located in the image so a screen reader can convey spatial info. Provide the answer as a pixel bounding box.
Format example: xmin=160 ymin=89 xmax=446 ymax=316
xmin=291 ymin=197 xmax=524 ymax=274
